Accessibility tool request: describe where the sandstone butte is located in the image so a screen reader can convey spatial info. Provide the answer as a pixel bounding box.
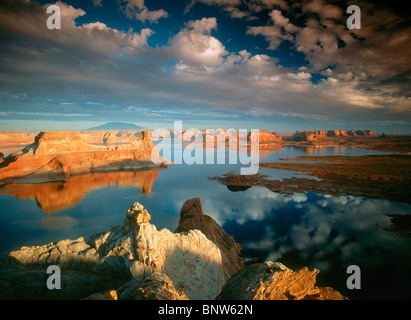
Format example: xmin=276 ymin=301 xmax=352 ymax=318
xmin=289 ymin=130 xmax=374 ymax=142
xmin=0 ymin=129 xmax=283 ymax=150
xmin=0 ymin=198 xmax=347 ymax=300
xmin=0 ymin=130 xmax=170 ymax=185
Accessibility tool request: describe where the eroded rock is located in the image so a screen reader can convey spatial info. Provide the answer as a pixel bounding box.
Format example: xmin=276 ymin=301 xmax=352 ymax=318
xmin=0 ymin=199 xmax=347 ymax=300
xmin=175 ymin=198 xmax=244 ymax=282
xmin=0 ymin=131 xmax=169 ymax=185
xmin=216 ymin=261 xmax=348 ymax=300
xmin=0 ymin=200 xmax=226 ymax=300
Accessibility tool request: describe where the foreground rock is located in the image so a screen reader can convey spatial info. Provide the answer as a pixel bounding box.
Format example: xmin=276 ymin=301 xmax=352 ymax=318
xmin=175 ymin=198 xmax=244 ymax=282
xmin=0 ymin=131 xmax=169 ymax=185
xmin=0 ymin=199 xmax=227 ymax=300
xmin=0 ymin=198 xmax=346 ymax=300
xmin=217 ymin=261 xmax=347 ymax=300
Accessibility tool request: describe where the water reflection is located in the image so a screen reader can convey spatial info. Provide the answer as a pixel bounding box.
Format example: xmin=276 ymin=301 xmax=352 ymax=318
xmin=201 ymin=187 xmax=411 ymax=299
xmin=299 ymin=145 xmax=351 ymax=155
xmin=0 ymin=168 xmax=163 ymax=213
xmin=0 ymin=145 xmax=410 ymax=299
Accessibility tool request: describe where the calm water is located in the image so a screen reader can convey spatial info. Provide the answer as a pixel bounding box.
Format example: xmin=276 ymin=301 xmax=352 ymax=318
xmin=1 ymin=145 xmax=410 ymax=299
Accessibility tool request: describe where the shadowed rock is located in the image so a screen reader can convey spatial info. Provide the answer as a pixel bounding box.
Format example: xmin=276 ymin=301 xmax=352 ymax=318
xmin=0 ymin=198 xmax=347 ymax=300
xmin=175 ymin=198 xmax=245 ymax=281
xmin=217 ymin=261 xmax=348 ymax=300
xmin=0 ymin=200 xmax=225 ymax=300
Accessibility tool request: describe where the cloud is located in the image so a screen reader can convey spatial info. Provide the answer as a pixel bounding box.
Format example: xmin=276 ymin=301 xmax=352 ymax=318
xmin=223 ymin=6 xmax=251 ymax=19
xmin=170 ymin=18 xmax=228 ymax=67
xmin=302 ymin=0 xmax=342 ymax=20
xmin=244 ymin=0 xmax=411 ymax=114
xmin=185 ymin=0 xmax=257 ymax=20
xmin=186 ymin=17 xmax=218 ymax=33
xmin=258 ymin=0 xmax=289 ymax=10
xmin=0 ymin=1 xmax=154 ymax=53
xmin=93 ymin=0 xmax=103 ymax=7
xmin=121 ymin=0 xmax=168 ymax=23
xmin=247 ymin=9 xmax=298 ymax=49
xmin=186 ymin=0 xmax=242 ymax=12
xmin=0 ymin=0 xmax=409 ymax=130
xmin=186 ymin=0 xmax=290 ymax=19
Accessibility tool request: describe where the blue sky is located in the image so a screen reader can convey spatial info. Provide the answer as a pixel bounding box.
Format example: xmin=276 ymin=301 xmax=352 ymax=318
xmin=0 ymin=0 xmax=410 ymax=133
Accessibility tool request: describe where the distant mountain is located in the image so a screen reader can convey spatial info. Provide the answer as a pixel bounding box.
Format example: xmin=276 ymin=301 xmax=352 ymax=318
xmin=86 ymin=122 xmax=145 ymax=131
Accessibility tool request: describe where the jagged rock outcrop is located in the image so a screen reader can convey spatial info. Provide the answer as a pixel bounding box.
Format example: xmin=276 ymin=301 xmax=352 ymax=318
xmin=175 ymin=198 xmax=244 ymax=282
xmin=217 ymin=261 xmax=348 ymax=300
xmin=115 ymin=272 xmax=189 ymax=300
xmin=0 ymin=131 xmax=169 ymax=185
xmin=0 ymin=198 xmax=347 ymax=300
xmin=0 ymin=199 xmax=227 ymax=300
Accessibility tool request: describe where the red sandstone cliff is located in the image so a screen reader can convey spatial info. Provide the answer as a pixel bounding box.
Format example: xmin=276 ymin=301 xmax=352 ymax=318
xmin=0 ymin=131 xmax=168 ymax=185
xmin=291 ymin=130 xmax=374 ymax=141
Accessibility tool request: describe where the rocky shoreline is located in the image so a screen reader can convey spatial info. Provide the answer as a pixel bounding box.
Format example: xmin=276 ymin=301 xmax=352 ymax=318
xmin=209 ymin=154 xmax=411 ymax=205
xmin=0 ymin=198 xmax=347 ymax=300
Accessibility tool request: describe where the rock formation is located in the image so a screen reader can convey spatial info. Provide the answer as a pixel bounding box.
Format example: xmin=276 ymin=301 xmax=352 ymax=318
xmin=0 ymin=131 xmax=169 ymax=185
xmin=217 ymin=261 xmax=347 ymax=300
xmin=0 ymin=131 xmax=38 ymax=148
xmin=0 ymin=198 xmax=347 ymax=300
xmin=175 ymin=198 xmax=244 ymax=281
xmin=0 ymin=199 xmax=228 ymax=300
xmin=289 ymin=130 xmax=374 ymax=142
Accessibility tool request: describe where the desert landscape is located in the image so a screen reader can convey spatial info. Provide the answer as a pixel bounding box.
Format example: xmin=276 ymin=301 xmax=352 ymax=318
xmin=0 ymin=127 xmax=410 ymax=300
xmin=1 ymin=0 xmax=411 ymax=308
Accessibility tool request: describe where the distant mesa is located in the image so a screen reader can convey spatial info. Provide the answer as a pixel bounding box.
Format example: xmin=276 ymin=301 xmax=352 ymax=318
xmin=86 ymin=122 xmax=146 ymax=131
xmin=288 ymin=130 xmax=374 ymax=142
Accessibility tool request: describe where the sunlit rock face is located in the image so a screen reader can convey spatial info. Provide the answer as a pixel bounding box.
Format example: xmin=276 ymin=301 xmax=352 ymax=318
xmin=290 ymin=130 xmax=374 ymax=141
xmin=0 ymin=131 xmax=169 ymax=185
xmin=0 ymin=199 xmax=227 ymax=300
xmin=0 ymin=198 xmax=346 ymax=300
xmin=217 ymin=261 xmax=348 ymax=300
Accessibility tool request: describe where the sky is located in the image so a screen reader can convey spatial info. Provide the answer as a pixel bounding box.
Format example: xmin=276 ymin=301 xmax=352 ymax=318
xmin=0 ymin=0 xmax=410 ymax=133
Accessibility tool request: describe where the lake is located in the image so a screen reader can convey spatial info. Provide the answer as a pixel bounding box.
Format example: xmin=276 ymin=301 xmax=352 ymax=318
xmin=1 ymin=144 xmax=410 ymax=300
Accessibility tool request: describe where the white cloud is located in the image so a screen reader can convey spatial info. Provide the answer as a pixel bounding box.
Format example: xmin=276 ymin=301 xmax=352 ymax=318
xmin=186 ymin=17 xmax=218 ymax=33
xmin=269 ymin=9 xmax=298 ymax=32
xmin=0 ymin=1 xmax=154 ymax=53
xmin=170 ymin=18 xmax=228 ymax=67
